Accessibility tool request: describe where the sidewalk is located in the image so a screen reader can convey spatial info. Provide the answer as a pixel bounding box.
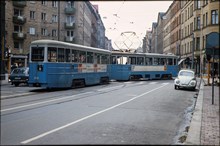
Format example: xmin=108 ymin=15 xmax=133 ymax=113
xmin=185 ymin=78 xmax=220 ymax=145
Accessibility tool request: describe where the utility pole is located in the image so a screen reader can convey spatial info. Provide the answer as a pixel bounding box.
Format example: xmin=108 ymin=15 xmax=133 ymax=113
xmin=82 ymin=2 xmax=85 ymax=45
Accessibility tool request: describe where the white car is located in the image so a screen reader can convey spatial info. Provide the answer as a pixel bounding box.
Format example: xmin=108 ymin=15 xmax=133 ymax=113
xmin=174 ymin=69 xmax=197 ymax=90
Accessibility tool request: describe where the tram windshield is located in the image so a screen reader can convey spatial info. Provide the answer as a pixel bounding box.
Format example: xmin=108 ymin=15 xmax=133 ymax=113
xmin=31 ymin=47 xmax=44 ymax=62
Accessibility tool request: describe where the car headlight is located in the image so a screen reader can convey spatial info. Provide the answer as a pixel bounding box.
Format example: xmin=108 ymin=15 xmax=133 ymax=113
xmin=175 ymin=79 xmax=180 ymax=84
xmin=190 ymin=80 xmax=196 ymax=86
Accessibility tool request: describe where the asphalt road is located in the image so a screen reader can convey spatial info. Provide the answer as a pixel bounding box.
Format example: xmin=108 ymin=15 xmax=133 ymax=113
xmin=0 ymin=80 xmax=198 ymax=145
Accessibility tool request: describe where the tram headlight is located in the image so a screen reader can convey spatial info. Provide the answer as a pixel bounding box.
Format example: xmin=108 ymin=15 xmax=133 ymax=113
xmin=37 ymin=65 xmax=43 ymax=71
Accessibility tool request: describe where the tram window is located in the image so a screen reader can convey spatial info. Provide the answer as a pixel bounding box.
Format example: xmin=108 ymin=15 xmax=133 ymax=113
xmin=130 ymin=57 xmax=136 ymax=65
xmin=72 ymin=50 xmax=79 ymax=62
xmin=137 ymin=57 xmax=144 ymax=65
xmin=65 ymin=49 xmax=71 ymax=62
xmin=48 ymin=47 xmax=57 ymax=62
xmin=174 ymin=59 xmax=177 ymax=65
xmin=58 ymin=48 xmax=65 ymax=62
xmin=111 ymin=56 xmax=117 ymax=64
xmin=168 ymin=58 xmax=173 ymax=65
xmin=79 ymin=51 xmax=86 ymax=63
xmin=95 ymin=53 xmax=101 ymax=64
xmin=154 ymin=58 xmax=160 ymax=65
xmin=146 ymin=57 xmax=153 ymax=65
xmin=101 ymin=55 xmax=109 ymax=64
xmin=87 ymin=52 xmax=93 ymax=63
xmin=161 ymin=58 xmax=167 ymax=65
xmin=31 ymin=47 xmax=44 ymax=62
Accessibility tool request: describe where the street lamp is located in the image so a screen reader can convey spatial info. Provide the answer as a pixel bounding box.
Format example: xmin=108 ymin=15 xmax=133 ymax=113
xmin=191 ymin=33 xmax=194 ymax=69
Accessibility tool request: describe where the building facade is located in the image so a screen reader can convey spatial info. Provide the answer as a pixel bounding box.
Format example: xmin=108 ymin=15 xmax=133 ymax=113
xmin=2 ymin=0 xmax=107 ymax=75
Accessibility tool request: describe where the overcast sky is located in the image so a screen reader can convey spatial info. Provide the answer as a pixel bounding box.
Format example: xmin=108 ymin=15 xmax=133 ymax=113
xmin=90 ymin=1 xmax=173 ymax=50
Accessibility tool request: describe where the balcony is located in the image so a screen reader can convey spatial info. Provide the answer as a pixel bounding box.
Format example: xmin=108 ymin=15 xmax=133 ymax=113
xmin=65 ymin=22 xmax=75 ymax=29
xmin=13 ymin=1 xmax=26 ymax=7
xmin=13 ymin=32 xmax=26 ymax=40
xmin=65 ymin=36 xmax=75 ymax=43
xmin=13 ymin=16 xmax=26 ymax=24
xmin=64 ymin=7 xmax=75 ymax=14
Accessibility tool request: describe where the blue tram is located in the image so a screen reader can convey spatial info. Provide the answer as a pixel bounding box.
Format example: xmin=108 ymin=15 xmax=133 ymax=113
xmin=28 ymin=40 xmax=111 ymax=88
xmin=110 ymin=51 xmax=179 ymax=81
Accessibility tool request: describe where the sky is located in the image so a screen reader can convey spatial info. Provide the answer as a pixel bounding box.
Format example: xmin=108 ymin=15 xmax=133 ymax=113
xmin=90 ymin=1 xmax=173 ymax=50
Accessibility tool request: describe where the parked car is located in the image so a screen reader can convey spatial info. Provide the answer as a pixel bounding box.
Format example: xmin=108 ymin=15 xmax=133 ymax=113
xmin=174 ymin=69 xmax=197 ymax=90
xmin=9 ymin=67 xmax=29 ymax=87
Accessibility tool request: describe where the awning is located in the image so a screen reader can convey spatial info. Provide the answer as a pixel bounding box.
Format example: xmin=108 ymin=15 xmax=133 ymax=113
xmin=178 ymin=58 xmax=186 ymax=65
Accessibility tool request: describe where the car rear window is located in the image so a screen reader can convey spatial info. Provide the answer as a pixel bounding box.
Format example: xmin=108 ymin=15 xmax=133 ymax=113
xmin=12 ymin=68 xmax=28 ymax=74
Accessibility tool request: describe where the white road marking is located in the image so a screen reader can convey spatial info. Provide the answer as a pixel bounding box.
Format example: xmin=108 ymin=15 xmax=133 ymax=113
xmin=149 ymin=82 xmax=157 ymax=84
xmin=97 ymin=85 xmax=123 ymax=92
xmin=0 ymin=92 xmax=93 ymax=112
xmin=20 ymin=83 xmax=169 ymax=144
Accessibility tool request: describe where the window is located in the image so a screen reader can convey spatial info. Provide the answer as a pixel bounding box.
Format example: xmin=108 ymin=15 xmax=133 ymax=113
xmin=145 ymin=57 xmax=153 ymax=65
xmin=137 ymin=57 xmax=144 ymax=65
xmin=14 ymin=25 xmax=22 ymax=32
xmin=65 ymin=49 xmax=71 ymax=62
xmin=66 ymin=1 xmax=74 ymax=7
xmin=95 ymin=53 xmax=101 ymax=64
xmin=67 ymin=30 xmax=74 ymax=37
xmin=42 ymin=0 xmax=47 ymax=5
xmin=211 ymin=10 xmax=218 ymax=24
xmin=52 ymin=15 xmax=58 ymax=22
xmin=203 ymin=14 xmax=205 ymax=27
xmin=41 ymin=13 xmax=46 ymax=21
xmin=195 ymin=0 xmax=200 ymax=9
xmin=52 ymin=1 xmax=58 ymax=7
xmin=52 ymin=29 xmax=57 ymax=37
xmin=72 ymin=50 xmax=79 ymax=62
xmin=87 ymin=52 xmax=93 ymax=63
xmin=41 ymin=28 xmax=47 ymax=36
xmin=14 ymin=9 xmax=22 ymax=16
xmin=79 ymin=51 xmax=86 ymax=63
xmin=205 ymin=12 xmax=208 ymax=26
xmin=30 ymin=11 xmax=35 ymax=19
xmin=29 ymin=27 xmax=35 ymax=35
xmin=66 ymin=16 xmax=74 ymax=24
xmin=14 ymin=42 xmax=20 ymax=49
xmin=31 ymin=47 xmax=44 ymax=62
xmin=196 ymin=37 xmax=200 ymax=50
xmin=190 ymin=4 xmax=193 ymax=17
xmin=58 ymin=48 xmax=65 ymax=62
xmin=48 ymin=47 xmax=57 ymax=62
xmin=101 ymin=55 xmax=109 ymax=64
xmin=196 ymin=16 xmax=200 ymax=29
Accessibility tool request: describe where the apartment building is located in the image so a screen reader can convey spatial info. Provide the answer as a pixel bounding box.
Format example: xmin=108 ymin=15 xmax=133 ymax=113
xmin=180 ymin=0 xmax=219 ymax=75
xmin=2 ymin=0 xmax=106 ymax=74
xmin=150 ymin=0 xmax=219 ymax=75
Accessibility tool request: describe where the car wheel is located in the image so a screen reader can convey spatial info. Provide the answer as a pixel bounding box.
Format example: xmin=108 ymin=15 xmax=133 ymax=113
xmin=175 ymin=85 xmax=178 ymax=90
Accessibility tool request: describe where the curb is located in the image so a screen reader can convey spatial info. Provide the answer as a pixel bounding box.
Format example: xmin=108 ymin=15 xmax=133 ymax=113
xmin=185 ymin=79 xmax=204 ymax=145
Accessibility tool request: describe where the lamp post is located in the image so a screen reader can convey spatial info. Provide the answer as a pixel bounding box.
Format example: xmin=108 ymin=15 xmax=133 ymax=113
xmin=191 ymin=33 xmax=194 ymax=69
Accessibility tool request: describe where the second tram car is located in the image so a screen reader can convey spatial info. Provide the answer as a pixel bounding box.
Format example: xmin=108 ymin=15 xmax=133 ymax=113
xmin=28 ymin=40 xmax=111 ymax=88
xmin=110 ymin=51 xmax=179 ymax=81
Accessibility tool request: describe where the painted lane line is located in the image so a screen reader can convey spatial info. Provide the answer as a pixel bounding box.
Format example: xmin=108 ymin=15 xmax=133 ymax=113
xmin=97 ymin=85 xmax=124 ymax=92
xmin=149 ymin=82 xmax=157 ymax=84
xmin=0 ymin=92 xmax=93 ymax=112
xmin=21 ymin=83 xmax=169 ymax=144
